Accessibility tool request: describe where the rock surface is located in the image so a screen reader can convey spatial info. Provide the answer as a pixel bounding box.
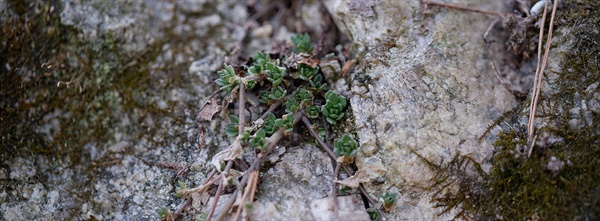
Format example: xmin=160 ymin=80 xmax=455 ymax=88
xmin=4 ymin=0 xmax=595 ymax=220
xmin=325 ymin=0 xmax=517 ymax=219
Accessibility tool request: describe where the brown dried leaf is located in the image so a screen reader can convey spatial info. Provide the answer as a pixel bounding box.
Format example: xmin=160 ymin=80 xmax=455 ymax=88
xmin=211 ymin=140 xmax=243 ymax=171
xmin=335 ymin=169 xmax=370 ymax=188
xmin=342 ymin=59 xmax=356 ymax=76
xmin=197 ymin=93 xmax=220 ymax=121
xmin=298 ymin=57 xmax=320 ymax=68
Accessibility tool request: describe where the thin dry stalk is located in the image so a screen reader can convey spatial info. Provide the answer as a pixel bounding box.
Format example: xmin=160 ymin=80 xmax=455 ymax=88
xmin=302 ymin=115 xmax=385 ymax=220
xmin=233 ymin=171 xmax=259 ymax=221
xmin=206 ymin=161 xmax=234 ymax=221
xmin=331 ymin=162 xmax=341 ymax=220
xmin=528 ymin=0 xmax=558 ymax=147
xmin=424 ymin=0 xmax=503 ymax=16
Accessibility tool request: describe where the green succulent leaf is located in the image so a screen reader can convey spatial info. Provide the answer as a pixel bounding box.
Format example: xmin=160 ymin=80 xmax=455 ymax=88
xmin=266 ymin=62 xmax=286 ymax=87
xmin=305 ymin=105 xmax=320 ymax=119
xmin=241 ymin=131 xmax=251 ymax=144
xmin=321 ymin=91 xmax=347 ymax=124
xmin=274 ymin=114 xmax=294 ymax=133
xmin=263 ymin=113 xmax=279 ymax=135
xmin=298 ymin=64 xmax=319 ymax=81
xmin=250 ymin=128 xmax=268 ymax=151
xmin=225 ymin=115 xmax=239 ymax=137
xmin=245 ymin=79 xmax=257 ymax=90
xmin=310 ymin=74 xmax=327 ymax=91
xmin=292 ymin=33 xmax=313 ymax=54
xmin=334 ymin=134 xmax=358 ymax=157
xmin=381 ymin=192 xmax=397 ymax=206
xmin=285 ymin=97 xmax=299 ymax=113
xmin=216 ymin=64 xmax=240 ymax=93
xmin=267 ymin=86 xmax=287 ymax=101
xmin=293 ymin=86 xmax=313 ymax=104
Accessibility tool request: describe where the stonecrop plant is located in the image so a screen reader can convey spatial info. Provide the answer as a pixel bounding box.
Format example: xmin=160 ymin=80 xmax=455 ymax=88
xmin=170 ymin=33 xmax=386 ymax=221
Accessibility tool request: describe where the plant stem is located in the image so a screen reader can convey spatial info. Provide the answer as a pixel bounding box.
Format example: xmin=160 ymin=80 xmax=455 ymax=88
xmin=332 ymin=162 xmax=340 ymax=220
xmin=424 ymin=0 xmax=503 ymax=16
xmin=302 ymin=115 xmax=384 ymax=220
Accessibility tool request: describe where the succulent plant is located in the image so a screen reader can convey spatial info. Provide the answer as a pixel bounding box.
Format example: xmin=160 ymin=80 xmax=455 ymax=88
xmin=305 ymin=105 xmax=320 ymax=119
xmin=298 ymin=64 xmax=319 ymax=81
xmin=245 ymin=79 xmax=257 ymax=90
xmin=275 ymin=114 xmax=294 ymax=133
xmin=334 ymin=134 xmax=358 ymax=157
xmin=260 ymin=86 xmax=287 ymax=103
xmin=293 ymin=86 xmax=313 ymax=103
xmin=225 ymin=115 xmax=240 ymax=137
xmin=285 ymin=97 xmax=299 ymax=113
xmin=249 ymin=128 xmax=267 ymax=151
xmin=380 ymin=192 xmax=397 ymax=212
xmin=292 ymin=33 xmax=313 ymax=54
xmin=215 ymin=64 xmax=240 ymax=93
xmin=263 ymin=113 xmax=279 ymax=135
xmin=310 ymin=74 xmax=327 ymax=91
xmin=266 ymin=62 xmax=286 ymax=87
xmin=321 ymin=91 xmax=347 ymax=124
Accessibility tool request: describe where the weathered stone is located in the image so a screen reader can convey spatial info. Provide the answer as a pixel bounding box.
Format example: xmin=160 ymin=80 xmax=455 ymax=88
xmin=325 ymin=0 xmax=517 ymax=219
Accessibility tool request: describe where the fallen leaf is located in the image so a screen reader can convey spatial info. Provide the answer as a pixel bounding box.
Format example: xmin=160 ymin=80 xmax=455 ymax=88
xmin=211 ymin=140 xmax=243 ymax=171
xmin=335 ymin=168 xmax=370 ymax=188
xmin=197 ymin=93 xmax=220 ymax=121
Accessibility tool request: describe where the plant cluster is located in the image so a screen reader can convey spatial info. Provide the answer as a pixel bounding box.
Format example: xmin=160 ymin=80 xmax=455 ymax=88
xmin=170 ymin=33 xmax=386 ymax=221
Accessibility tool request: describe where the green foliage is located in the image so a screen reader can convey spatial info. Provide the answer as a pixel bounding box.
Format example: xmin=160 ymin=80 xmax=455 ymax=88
xmin=263 ymin=113 xmax=279 ymax=135
xmin=339 ymin=185 xmax=351 ymax=195
xmin=249 ymin=128 xmax=268 ymax=151
xmin=292 ymin=33 xmax=313 ymax=54
xmin=266 ymin=62 xmax=286 ymax=87
xmin=367 ymin=208 xmax=379 ymax=221
xmin=275 ymin=114 xmax=294 ymax=133
xmin=157 ymin=207 xmax=170 ymax=219
xmin=334 ymin=134 xmax=358 ymax=157
xmin=215 ymin=64 xmax=240 ymax=93
xmin=321 ymin=91 xmax=347 ymax=124
xmin=248 ymin=51 xmax=270 ymax=75
xmin=381 ymin=192 xmax=397 ymax=206
xmin=293 ymin=86 xmax=314 ymax=103
xmin=310 ymin=74 xmax=327 ymax=91
xmin=174 ymin=180 xmax=187 ymax=198
xmin=285 ymin=97 xmax=299 ymax=113
xmin=298 ymin=64 xmax=319 ymax=81
xmin=241 ymin=131 xmax=251 ymax=144
xmin=245 ymin=79 xmax=257 ymax=90
xmin=261 ymin=86 xmax=287 ymax=103
xmin=225 ymin=115 xmax=239 ymax=137
xmin=305 ymin=105 xmax=320 ymax=119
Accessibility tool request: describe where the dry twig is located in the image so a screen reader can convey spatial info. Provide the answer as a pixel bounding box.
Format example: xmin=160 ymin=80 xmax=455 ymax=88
xmin=528 ymin=0 xmax=558 ymax=148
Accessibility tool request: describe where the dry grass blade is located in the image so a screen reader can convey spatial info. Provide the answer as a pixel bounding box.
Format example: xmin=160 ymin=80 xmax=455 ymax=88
xmin=527 ymin=0 xmax=559 ymax=149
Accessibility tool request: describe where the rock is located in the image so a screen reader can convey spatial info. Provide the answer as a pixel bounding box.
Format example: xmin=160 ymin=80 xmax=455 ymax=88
xmin=325 ymin=0 xmax=517 ymax=219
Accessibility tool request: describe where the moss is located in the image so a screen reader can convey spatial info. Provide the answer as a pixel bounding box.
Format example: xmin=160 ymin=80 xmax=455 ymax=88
xmin=423 ymin=1 xmax=600 ymax=220
xmin=1 ymin=0 xmax=198 ymax=215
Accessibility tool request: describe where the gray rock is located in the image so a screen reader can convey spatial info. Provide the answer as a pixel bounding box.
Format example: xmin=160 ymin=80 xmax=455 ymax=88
xmin=325 ymin=0 xmax=517 ymax=219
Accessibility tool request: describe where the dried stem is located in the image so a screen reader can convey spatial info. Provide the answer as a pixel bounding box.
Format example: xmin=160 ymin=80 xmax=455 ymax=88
xmin=301 ymin=115 xmax=385 ymax=220
xmin=259 ymin=99 xmax=285 ymax=120
xmin=331 ymin=162 xmax=341 ymax=220
xmin=301 ymin=116 xmax=337 ymax=159
xmin=238 ymin=82 xmax=247 ymax=134
xmin=424 ymin=0 xmax=503 ymax=17
xmin=207 ymin=161 xmax=233 ymax=221
xmin=215 ymin=188 xmax=239 ymax=221
xmin=528 ymin=0 xmax=558 ymax=147
xmin=233 ymin=171 xmax=259 ymax=221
